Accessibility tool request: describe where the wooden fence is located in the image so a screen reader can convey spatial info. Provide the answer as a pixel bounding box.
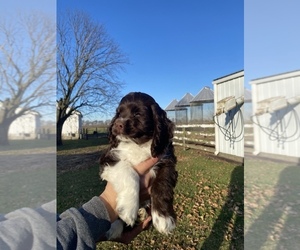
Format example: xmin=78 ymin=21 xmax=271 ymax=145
xmin=174 ymin=124 xmax=215 ymax=151
xmin=173 ymin=123 xmax=254 ymax=153
xmin=80 ymin=126 xmax=108 ymax=139
xmin=80 ymin=124 xmax=254 ymax=155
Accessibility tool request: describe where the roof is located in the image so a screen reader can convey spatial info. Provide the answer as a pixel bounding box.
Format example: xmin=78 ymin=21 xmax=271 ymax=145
xmin=190 ymin=86 xmax=214 ymax=103
xmin=213 ymin=70 xmax=244 ymax=83
xmin=250 ymin=69 xmax=300 ymax=84
xmin=175 ymin=93 xmax=194 ymax=107
xmin=165 ymin=99 xmax=178 ymax=111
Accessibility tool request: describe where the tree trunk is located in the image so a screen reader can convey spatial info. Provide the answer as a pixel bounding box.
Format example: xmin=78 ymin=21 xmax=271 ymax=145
xmin=0 ymin=122 xmax=11 ymax=146
xmin=57 ymin=120 xmax=64 ymax=146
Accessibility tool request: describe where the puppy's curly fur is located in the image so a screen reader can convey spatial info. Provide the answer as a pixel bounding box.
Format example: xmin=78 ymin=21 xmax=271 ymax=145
xmin=100 ymin=92 xmax=178 ymax=239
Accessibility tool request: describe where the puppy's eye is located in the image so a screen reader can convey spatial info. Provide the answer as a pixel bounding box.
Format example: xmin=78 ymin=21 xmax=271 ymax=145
xmin=116 ymin=113 xmax=123 ymax=119
xmin=133 ymin=113 xmax=140 ymax=117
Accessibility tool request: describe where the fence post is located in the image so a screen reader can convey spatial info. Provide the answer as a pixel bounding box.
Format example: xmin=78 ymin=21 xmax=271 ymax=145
xmin=183 ymin=127 xmax=186 ymax=150
xmin=85 ymin=128 xmax=88 ymax=140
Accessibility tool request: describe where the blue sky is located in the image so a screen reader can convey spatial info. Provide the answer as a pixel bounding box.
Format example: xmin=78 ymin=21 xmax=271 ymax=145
xmin=57 ymin=0 xmax=243 ymax=119
xmin=0 ymin=0 xmax=56 ymax=19
xmin=0 ymin=0 xmax=56 ymax=121
xmin=2 ymin=1 xmax=299 ymax=121
xmin=245 ymin=0 xmax=300 ymax=86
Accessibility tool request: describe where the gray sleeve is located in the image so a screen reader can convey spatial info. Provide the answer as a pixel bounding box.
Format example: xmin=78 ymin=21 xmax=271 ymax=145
xmin=0 ymin=200 xmax=56 ymax=250
xmin=57 ymin=196 xmax=111 ymax=250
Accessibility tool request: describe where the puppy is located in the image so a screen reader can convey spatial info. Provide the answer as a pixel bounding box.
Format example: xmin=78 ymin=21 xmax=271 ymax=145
xmin=99 ymin=92 xmax=178 ymax=239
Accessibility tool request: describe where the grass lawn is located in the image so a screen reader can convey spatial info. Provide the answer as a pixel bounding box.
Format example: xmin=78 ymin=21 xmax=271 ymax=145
xmin=57 ymin=137 xmax=107 ymax=153
xmin=57 ymin=139 xmax=244 ymax=249
xmin=0 ymin=138 xmax=56 ymax=152
xmin=0 ymin=139 xmax=56 ymax=213
xmin=0 ymin=167 xmax=56 ymax=213
xmin=244 ymin=157 xmax=300 ymax=249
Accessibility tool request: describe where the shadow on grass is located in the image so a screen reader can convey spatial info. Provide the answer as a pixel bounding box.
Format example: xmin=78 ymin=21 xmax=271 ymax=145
xmin=0 ymin=138 xmax=56 ymax=151
xmin=201 ymin=165 xmax=244 ymax=250
xmin=57 ymin=150 xmax=106 ymax=174
xmin=57 ymin=137 xmax=109 ymax=151
xmin=245 ymin=165 xmax=300 ymax=249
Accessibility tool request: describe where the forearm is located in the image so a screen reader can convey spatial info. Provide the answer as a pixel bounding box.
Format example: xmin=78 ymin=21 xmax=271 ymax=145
xmin=0 ymin=200 xmax=56 ymax=249
xmin=99 ymin=193 xmax=118 ymax=222
xmin=57 ymin=196 xmax=111 ymax=250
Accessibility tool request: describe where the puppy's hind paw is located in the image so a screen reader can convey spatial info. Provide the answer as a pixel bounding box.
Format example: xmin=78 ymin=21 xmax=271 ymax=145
xmin=137 ymin=207 xmax=149 ymax=223
xmin=152 ymin=211 xmax=176 ymax=234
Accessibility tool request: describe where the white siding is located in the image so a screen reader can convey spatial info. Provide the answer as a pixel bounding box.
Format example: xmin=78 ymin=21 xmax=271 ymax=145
xmin=251 ymin=70 xmax=300 ymax=158
xmin=62 ymin=111 xmax=82 ymax=139
xmin=213 ymin=71 xmax=244 ymax=158
xmin=8 ymin=111 xmax=40 ymax=139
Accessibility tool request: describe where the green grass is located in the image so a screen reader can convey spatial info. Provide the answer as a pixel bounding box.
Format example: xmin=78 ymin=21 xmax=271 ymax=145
xmin=244 ymin=158 xmax=300 ymax=249
xmin=0 ymin=138 xmax=56 ymax=151
xmin=0 ymin=139 xmax=56 ymax=213
xmin=57 ymin=141 xmax=244 ymax=250
xmin=0 ymin=167 xmax=56 ymax=213
xmin=57 ymin=164 xmax=105 ymax=212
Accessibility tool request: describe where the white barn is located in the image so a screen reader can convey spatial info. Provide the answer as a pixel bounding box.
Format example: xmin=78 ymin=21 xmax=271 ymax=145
xmin=213 ymin=70 xmax=245 ymax=161
xmin=62 ymin=110 xmax=83 ymax=139
xmin=251 ymin=70 xmax=300 ymax=160
xmin=8 ymin=110 xmax=41 ymax=140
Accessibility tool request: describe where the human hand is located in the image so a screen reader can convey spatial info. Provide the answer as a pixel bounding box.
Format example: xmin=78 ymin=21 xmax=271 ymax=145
xmin=133 ymin=157 xmax=158 ymax=175
xmin=133 ymin=157 xmax=158 ymax=202
xmin=114 ymin=213 xmax=152 ymax=244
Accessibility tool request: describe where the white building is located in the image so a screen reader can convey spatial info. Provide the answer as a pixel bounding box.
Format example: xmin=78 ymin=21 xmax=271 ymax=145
xmin=213 ymin=70 xmax=245 ymax=161
xmin=8 ymin=110 xmax=41 ymax=140
xmin=251 ymin=70 xmax=300 ymax=160
xmin=62 ymin=110 xmax=83 ymax=139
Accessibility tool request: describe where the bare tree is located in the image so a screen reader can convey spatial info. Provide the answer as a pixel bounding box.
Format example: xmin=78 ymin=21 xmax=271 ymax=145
xmin=57 ymin=10 xmax=128 ymax=146
xmin=0 ymin=13 xmax=56 ymax=146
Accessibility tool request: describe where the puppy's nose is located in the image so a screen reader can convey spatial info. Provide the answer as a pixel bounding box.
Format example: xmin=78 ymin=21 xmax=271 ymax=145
xmin=114 ymin=120 xmax=124 ymax=133
xmin=116 ymin=122 xmax=123 ymax=129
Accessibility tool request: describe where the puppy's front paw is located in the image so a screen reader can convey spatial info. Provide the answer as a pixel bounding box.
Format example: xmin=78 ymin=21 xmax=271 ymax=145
xmin=116 ymin=189 xmax=139 ymax=226
xmin=117 ymin=205 xmax=138 ymax=227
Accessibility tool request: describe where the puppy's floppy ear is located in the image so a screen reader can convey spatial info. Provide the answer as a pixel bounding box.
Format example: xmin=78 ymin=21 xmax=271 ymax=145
xmin=108 ymin=114 xmax=118 ymax=148
xmin=151 ymin=103 xmax=174 ymax=157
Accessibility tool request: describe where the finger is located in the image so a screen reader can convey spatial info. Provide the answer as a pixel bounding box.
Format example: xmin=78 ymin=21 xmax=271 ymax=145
xmin=133 ymin=157 xmax=158 ymax=175
xmin=116 ymin=220 xmax=147 ymax=244
xmin=116 ymin=216 xmax=152 ymax=244
xmin=139 ymin=177 xmax=152 ymax=202
xmin=141 ymin=216 xmax=152 ymax=230
xmin=140 ymin=172 xmax=152 ymax=188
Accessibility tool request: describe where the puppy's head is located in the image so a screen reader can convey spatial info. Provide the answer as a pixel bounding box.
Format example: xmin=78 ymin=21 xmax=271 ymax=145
xmin=109 ymin=92 xmax=174 ymax=157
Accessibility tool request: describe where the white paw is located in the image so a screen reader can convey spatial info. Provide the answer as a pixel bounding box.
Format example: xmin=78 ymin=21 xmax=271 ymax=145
xmin=117 ymin=207 xmax=137 ymax=226
xmin=106 ymin=219 xmax=124 ymax=240
xmin=152 ymin=210 xmax=176 ymax=234
xmin=117 ymin=193 xmax=139 ymax=226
